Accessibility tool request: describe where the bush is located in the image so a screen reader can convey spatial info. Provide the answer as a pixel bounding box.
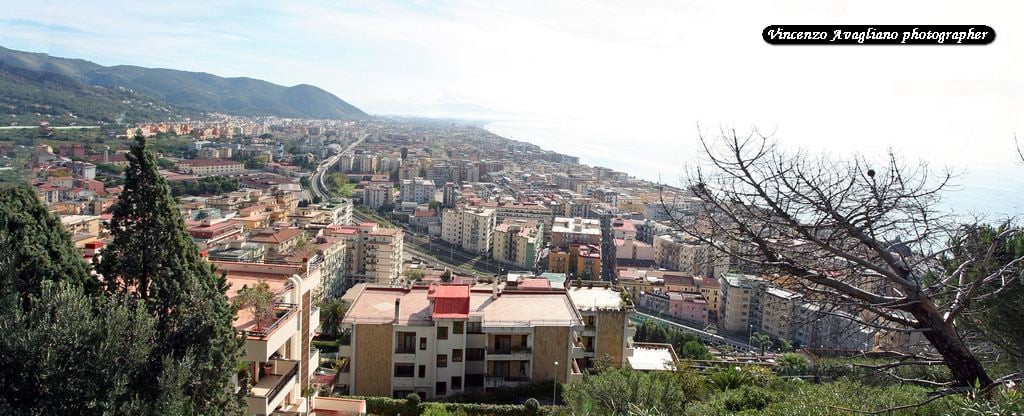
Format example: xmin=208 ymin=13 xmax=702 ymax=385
xmin=523 ymin=398 xmax=540 ymax=415
xmin=337 ymin=396 xmax=543 ymax=416
xmin=562 ymin=364 xmax=705 ymax=415
xmin=776 ymin=353 xmax=811 ymax=376
xmin=707 ymin=367 xmax=754 ymax=392
xmin=406 ymin=393 xmax=422 ymax=415
xmin=721 ymin=386 xmax=777 ymax=412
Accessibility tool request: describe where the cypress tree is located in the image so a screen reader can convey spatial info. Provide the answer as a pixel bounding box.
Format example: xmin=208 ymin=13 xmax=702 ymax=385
xmin=97 ymin=134 xmax=243 ymax=414
xmin=0 ymin=185 xmax=97 ymax=307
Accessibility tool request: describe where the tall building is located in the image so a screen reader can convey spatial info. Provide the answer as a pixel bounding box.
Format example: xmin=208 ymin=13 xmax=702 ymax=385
xmin=550 ymin=217 xmax=601 ymax=248
xmin=717 ymin=273 xmax=766 ymax=334
xmin=492 ymin=219 xmax=544 ymax=272
xmin=441 ymin=206 xmax=496 ymax=254
xmin=566 ymin=286 xmax=635 ymax=370
xmin=400 ymin=177 xmax=436 ymax=203
xmin=214 ymin=258 xmax=326 ymax=415
xmin=338 ymin=283 xmax=590 ymax=399
xmin=361 ymin=184 xmax=396 ymax=211
xmin=327 ymin=222 xmax=404 ymax=287
xmin=442 ymin=182 xmax=460 ymax=208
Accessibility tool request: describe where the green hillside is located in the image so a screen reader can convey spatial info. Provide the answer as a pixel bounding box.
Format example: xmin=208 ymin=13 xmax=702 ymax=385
xmin=0 ymin=45 xmax=369 ymax=123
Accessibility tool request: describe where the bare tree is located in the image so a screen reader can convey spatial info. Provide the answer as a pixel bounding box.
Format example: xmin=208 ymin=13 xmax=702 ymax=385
xmin=664 ymin=127 xmax=1024 ymax=388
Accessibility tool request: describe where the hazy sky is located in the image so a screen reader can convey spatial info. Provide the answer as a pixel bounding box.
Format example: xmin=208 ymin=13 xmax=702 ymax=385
xmin=2 ymin=0 xmax=1022 ymax=213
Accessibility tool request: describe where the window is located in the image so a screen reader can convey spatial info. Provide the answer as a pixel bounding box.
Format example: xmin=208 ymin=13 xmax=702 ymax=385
xmin=435 ymin=382 xmax=447 ymax=396
xmin=466 ymin=348 xmax=485 ymax=361
xmin=465 ymin=374 xmax=484 ymax=387
xmin=418 ymin=365 xmax=426 ymax=378
xmin=437 ymin=354 xmax=448 ymax=368
xmin=420 ymin=337 xmax=427 ymax=350
xmin=396 ymin=332 xmax=416 ymax=354
xmin=394 ymin=363 xmax=415 ymax=377
xmin=437 ymin=326 xmax=448 ymax=340
xmin=453 ymin=321 xmax=464 ymax=334
xmin=451 ymin=376 xmax=462 ymax=390
xmin=452 ymin=349 xmax=463 ymax=362
xmin=467 ymin=322 xmax=482 ymax=334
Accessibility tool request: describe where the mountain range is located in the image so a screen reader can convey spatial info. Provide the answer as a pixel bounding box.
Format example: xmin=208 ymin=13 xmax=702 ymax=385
xmin=0 ymin=45 xmax=368 ymax=125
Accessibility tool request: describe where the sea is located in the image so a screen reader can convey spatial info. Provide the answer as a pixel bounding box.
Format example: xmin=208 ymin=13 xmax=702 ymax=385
xmin=485 ymin=118 xmax=1024 ymax=220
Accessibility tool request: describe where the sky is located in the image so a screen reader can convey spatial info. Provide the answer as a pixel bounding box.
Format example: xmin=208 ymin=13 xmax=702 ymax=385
xmin=2 ymin=0 xmax=1023 ymax=214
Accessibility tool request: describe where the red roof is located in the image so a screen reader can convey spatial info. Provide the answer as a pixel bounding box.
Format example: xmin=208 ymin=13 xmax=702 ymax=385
xmin=520 ymin=278 xmax=551 ymax=289
xmin=429 ymin=285 xmax=470 ymax=319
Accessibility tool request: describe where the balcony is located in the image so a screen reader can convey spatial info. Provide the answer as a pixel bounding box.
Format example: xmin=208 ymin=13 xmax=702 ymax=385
xmin=310 ymin=307 xmax=322 ymax=333
xmin=572 ymin=344 xmax=586 ymax=359
xmin=484 ymin=376 xmax=532 ymax=389
xmin=239 ymin=303 xmax=299 ymax=362
xmin=486 ymin=346 xmax=532 ymax=360
xmin=308 ymin=348 xmax=321 ymax=379
xmin=246 ymin=359 xmax=299 ymax=415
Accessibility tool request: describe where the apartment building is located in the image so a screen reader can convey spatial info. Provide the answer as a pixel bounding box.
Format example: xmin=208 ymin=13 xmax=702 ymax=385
xmin=548 ymin=243 xmax=601 ymax=280
xmin=249 ymin=227 xmax=307 ymax=255
xmin=761 ymin=287 xmax=802 ymax=341
xmin=652 ymin=233 xmax=730 ymax=279
xmin=175 ymin=158 xmax=245 ymax=175
xmin=338 ymin=283 xmax=585 ymax=399
xmin=492 ymin=219 xmax=544 ymax=272
xmin=667 ymin=293 xmax=709 ymax=326
xmin=400 ymin=177 xmax=436 ymax=203
xmin=327 ymin=222 xmax=404 ymax=287
xmin=441 ymin=206 xmax=496 ymax=254
xmin=566 ymin=286 xmax=635 ymax=370
xmin=550 ymin=217 xmax=601 ymax=248
xmin=214 ymin=257 xmax=326 ymax=415
xmin=361 ymin=184 xmax=396 ymax=211
xmin=718 ymin=273 xmax=766 ymax=334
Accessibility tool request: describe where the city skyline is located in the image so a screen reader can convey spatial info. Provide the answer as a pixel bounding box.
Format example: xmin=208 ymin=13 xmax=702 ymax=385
xmin=3 ymin=1 xmax=1022 ymax=215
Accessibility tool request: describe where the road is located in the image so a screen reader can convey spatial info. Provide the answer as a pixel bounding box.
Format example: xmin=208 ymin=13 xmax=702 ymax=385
xmin=630 ymin=309 xmax=755 ymax=351
xmin=310 ymin=134 xmax=368 ymax=200
xmin=312 ymin=134 xmax=507 ymax=278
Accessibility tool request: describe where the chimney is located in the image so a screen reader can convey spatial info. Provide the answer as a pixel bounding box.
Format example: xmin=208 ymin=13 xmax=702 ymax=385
xmin=394 ymin=298 xmax=401 ymax=323
xmin=492 ymin=277 xmax=500 ymax=299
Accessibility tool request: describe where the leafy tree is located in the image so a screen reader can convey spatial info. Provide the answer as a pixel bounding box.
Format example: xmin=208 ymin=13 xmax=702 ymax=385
xmin=0 ymin=281 xmax=182 ymax=415
xmin=96 ymin=134 xmax=243 ymax=414
xmin=404 ymin=268 xmax=426 ymax=282
xmin=441 ymin=270 xmax=453 ymax=283
xmin=233 ymin=281 xmax=275 ymax=331
xmin=749 ymin=333 xmax=773 ymax=356
xmin=563 ymin=361 xmax=705 ymax=415
xmin=243 ymin=155 xmax=269 ymax=170
xmin=0 ymin=185 xmax=97 ymax=307
xmin=319 ymin=298 xmax=349 ymax=340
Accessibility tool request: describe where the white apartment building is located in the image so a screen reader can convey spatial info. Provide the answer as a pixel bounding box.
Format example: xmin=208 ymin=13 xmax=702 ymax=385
xmin=327 ymin=222 xmax=404 ymax=287
xmin=214 ymin=257 xmax=342 ymax=415
xmin=400 ymin=177 xmax=436 ymax=204
xmin=361 ymin=184 xmax=396 ymax=211
xmin=441 ymin=206 xmax=496 ymax=254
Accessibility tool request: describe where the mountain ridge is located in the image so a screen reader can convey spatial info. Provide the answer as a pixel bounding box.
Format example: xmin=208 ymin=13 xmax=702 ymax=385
xmin=0 ymin=45 xmax=368 ymax=123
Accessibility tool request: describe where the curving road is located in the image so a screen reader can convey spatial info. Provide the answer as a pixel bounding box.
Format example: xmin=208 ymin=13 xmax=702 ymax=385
xmin=310 ymin=134 xmax=368 ymax=200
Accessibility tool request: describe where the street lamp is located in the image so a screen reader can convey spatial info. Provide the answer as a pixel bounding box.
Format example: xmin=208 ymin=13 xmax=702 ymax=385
xmin=552 ymin=361 xmax=559 ymax=405
xmin=748 ymin=324 xmax=754 ymax=354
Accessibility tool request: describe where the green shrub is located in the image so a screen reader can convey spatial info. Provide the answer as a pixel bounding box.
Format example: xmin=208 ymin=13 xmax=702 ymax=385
xmin=721 ymin=386 xmax=777 ymax=412
xmin=523 ymin=398 xmax=540 ymax=415
xmin=707 ymin=367 xmax=754 ymax=392
xmin=776 ymin=353 xmax=810 ymax=376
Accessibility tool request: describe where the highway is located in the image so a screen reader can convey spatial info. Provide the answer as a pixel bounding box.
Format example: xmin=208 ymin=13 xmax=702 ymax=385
xmin=309 ymin=134 xmax=368 ymax=200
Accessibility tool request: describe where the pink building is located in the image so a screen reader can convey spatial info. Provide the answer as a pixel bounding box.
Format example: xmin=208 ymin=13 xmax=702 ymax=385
xmin=667 ymin=292 xmax=708 ymax=326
